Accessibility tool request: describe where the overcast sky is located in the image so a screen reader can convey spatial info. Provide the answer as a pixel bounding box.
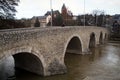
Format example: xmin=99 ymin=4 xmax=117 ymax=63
xmin=15 ymin=0 xmax=120 ymax=19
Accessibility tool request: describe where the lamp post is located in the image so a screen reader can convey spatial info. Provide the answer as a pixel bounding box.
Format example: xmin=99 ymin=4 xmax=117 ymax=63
xmin=50 ymin=0 xmax=52 ymax=27
xmin=84 ymin=0 xmax=85 ymax=27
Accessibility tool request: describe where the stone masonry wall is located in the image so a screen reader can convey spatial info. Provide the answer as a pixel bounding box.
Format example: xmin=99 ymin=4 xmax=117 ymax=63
xmin=0 ymin=26 xmax=109 ymax=76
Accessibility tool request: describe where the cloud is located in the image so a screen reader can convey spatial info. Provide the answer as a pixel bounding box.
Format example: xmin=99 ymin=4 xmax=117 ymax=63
xmin=16 ymin=0 xmax=120 ymax=19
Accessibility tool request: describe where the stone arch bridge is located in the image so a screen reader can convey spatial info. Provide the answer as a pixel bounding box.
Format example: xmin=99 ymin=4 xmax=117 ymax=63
xmin=0 ymin=26 xmax=109 ymax=76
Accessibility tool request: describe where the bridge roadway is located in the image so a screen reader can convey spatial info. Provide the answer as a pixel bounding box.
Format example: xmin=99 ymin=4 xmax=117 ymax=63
xmin=0 ymin=26 xmax=109 ymax=76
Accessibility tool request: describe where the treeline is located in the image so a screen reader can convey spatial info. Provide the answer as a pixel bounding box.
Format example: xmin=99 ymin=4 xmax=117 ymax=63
xmin=47 ymin=14 xmax=111 ymax=27
xmin=0 ymin=0 xmax=21 ymax=29
xmin=0 ymin=19 xmax=21 ymax=29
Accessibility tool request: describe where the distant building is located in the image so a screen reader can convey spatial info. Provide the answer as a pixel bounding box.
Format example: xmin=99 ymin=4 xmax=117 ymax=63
xmin=105 ymin=15 xmax=113 ymax=27
xmin=113 ymin=14 xmax=120 ymax=25
xmin=45 ymin=10 xmax=61 ymax=17
xmin=45 ymin=10 xmax=61 ymax=26
xmin=31 ymin=15 xmax=51 ymax=27
xmin=112 ymin=14 xmax=120 ymax=34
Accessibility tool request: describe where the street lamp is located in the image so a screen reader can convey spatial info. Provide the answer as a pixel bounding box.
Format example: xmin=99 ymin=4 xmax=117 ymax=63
xmin=84 ymin=0 xmax=85 ymax=27
xmin=50 ymin=0 xmax=52 ymax=27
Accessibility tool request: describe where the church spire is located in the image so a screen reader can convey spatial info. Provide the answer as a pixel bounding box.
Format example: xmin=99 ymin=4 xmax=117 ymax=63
xmin=61 ymin=3 xmax=67 ymax=14
xmin=62 ymin=3 xmax=66 ymax=10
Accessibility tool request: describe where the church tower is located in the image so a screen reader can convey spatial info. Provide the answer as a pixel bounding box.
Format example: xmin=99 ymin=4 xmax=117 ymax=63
xmin=61 ymin=3 xmax=67 ymax=16
xmin=61 ymin=4 xmax=68 ymax=20
xmin=61 ymin=4 xmax=73 ymax=25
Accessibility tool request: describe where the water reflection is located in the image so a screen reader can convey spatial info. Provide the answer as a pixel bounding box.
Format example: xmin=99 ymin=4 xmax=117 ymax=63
xmin=0 ymin=56 xmax=15 ymax=80
xmin=0 ymin=41 xmax=120 ymax=80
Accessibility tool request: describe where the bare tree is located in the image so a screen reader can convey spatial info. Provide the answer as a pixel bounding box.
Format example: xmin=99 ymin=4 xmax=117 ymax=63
xmin=0 ymin=0 xmax=19 ymax=19
xmin=92 ymin=10 xmax=105 ymax=26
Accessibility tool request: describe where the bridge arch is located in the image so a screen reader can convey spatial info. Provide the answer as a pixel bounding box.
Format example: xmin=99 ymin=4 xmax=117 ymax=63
xmin=62 ymin=35 xmax=83 ymax=73
xmin=64 ymin=35 xmax=83 ymax=55
xmin=99 ymin=32 xmax=103 ymax=44
xmin=104 ymin=33 xmax=108 ymax=41
xmin=13 ymin=52 xmax=44 ymax=75
xmin=2 ymin=47 xmax=45 ymax=76
xmin=89 ymin=32 xmax=96 ymax=49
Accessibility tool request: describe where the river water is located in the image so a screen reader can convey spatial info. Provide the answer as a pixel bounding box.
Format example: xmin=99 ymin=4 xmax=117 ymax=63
xmin=0 ymin=41 xmax=120 ymax=80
